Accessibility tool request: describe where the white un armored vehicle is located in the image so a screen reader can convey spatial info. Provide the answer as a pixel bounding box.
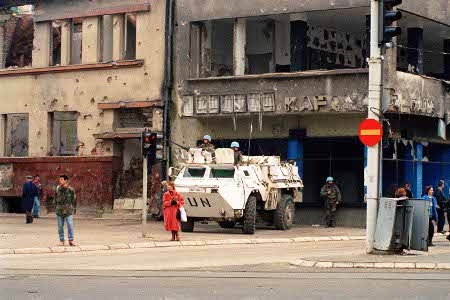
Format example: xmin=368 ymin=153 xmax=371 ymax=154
xmin=171 ymin=148 xmax=304 ymax=234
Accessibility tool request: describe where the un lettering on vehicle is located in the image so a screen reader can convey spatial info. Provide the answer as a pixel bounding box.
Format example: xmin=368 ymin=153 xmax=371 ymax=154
xmin=187 ymin=197 xmax=212 ymax=208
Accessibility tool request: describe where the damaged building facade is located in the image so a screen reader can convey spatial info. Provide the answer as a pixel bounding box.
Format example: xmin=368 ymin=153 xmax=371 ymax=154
xmin=0 ymin=0 xmax=169 ymax=215
xmin=172 ymin=0 xmax=450 ymax=226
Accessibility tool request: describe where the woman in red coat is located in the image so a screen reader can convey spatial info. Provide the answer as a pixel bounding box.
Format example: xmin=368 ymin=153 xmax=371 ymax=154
xmin=163 ymin=181 xmax=184 ymax=241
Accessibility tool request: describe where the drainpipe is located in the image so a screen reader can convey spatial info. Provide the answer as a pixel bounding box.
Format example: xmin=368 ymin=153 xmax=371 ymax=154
xmin=162 ymin=0 xmax=174 ymax=181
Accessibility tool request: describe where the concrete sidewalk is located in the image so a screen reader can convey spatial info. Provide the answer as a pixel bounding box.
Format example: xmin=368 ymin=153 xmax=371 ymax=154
xmin=0 ymin=215 xmax=365 ymax=254
xmin=290 ymin=233 xmax=450 ymax=270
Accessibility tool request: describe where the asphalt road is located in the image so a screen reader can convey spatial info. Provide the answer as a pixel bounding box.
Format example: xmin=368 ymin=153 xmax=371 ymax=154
xmin=2 ymin=240 xmax=450 ymax=299
xmin=2 ymin=271 xmax=450 ymax=299
xmin=1 ymin=241 xmax=363 ymax=271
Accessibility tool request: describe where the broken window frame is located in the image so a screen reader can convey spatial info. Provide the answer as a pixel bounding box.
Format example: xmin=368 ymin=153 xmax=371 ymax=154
xmin=70 ymin=18 xmax=83 ymax=65
xmin=50 ymin=20 xmax=62 ymax=66
xmin=124 ymin=13 xmax=137 ymax=61
xmin=188 ymin=13 xmax=371 ymax=78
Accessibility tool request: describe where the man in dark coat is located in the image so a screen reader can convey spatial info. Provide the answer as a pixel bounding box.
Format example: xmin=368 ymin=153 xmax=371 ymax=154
xmin=435 ymin=180 xmax=447 ymax=234
xmin=22 ymin=175 xmax=38 ymax=224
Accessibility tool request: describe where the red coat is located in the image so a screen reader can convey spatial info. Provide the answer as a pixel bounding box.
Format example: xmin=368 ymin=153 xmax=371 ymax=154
xmin=163 ymin=190 xmax=184 ymax=231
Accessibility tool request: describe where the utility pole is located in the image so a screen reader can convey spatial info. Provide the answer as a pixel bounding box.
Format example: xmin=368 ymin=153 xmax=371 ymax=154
xmin=366 ymin=0 xmax=383 ymax=254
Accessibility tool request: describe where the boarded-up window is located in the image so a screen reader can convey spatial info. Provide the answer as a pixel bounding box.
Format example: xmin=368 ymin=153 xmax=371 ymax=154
xmin=5 ymin=114 xmax=29 ymax=157
xmin=52 ymin=112 xmax=78 ymax=156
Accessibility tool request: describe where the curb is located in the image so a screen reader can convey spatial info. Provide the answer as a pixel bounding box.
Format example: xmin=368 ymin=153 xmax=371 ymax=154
xmin=0 ymin=235 xmax=365 ymax=255
xmin=289 ymin=259 xmax=450 ymax=270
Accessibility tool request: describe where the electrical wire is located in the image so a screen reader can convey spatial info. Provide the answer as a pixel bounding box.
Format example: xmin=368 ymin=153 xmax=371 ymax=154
xmin=397 ymin=45 xmax=450 ymax=56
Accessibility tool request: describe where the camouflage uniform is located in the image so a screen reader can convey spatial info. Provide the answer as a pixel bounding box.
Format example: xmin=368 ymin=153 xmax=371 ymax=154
xmin=234 ymin=150 xmax=243 ymax=166
xmin=320 ymin=184 xmax=342 ymax=227
xmin=200 ymin=142 xmax=215 ymax=153
xmin=200 ymin=142 xmax=216 ymax=162
xmin=55 ymin=186 xmax=77 ymax=217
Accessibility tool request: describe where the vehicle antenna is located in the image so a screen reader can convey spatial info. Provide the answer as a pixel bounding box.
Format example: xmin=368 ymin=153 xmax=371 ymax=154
xmin=247 ymin=118 xmax=253 ymax=166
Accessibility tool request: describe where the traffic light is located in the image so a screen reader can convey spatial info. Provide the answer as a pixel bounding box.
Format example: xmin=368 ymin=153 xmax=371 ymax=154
xmin=380 ymin=0 xmax=402 ymax=46
xmin=142 ymin=131 xmax=163 ymax=164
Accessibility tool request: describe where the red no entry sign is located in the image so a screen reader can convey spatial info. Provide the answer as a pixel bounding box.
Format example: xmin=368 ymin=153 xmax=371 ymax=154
xmin=358 ymin=118 xmax=383 ymax=147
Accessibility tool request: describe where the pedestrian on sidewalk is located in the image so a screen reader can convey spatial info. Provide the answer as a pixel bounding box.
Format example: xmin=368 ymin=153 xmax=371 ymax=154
xmin=22 ymin=175 xmax=38 ymax=224
xmin=55 ymin=174 xmax=77 ymax=246
xmin=163 ymin=181 xmax=184 ymax=241
xmin=434 ymin=180 xmax=446 ymax=234
xmin=32 ymin=175 xmax=42 ymax=218
xmin=422 ymin=186 xmax=438 ymax=247
xmin=320 ymin=177 xmax=341 ymax=228
xmin=396 ymin=188 xmax=408 ymax=199
xmin=402 ymin=181 xmax=413 ymax=198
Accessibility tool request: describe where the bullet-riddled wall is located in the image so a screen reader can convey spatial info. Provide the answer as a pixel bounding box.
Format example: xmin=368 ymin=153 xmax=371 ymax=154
xmin=0 ymin=0 xmax=167 ymax=158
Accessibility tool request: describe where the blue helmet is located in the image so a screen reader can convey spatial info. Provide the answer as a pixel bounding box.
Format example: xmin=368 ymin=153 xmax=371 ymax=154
xmin=326 ymin=177 xmax=334 ymax=183
xmin=203 ymin=135 xmax=211 ymax=142
xmin=231 ymin=141 xmax=240 ymax=148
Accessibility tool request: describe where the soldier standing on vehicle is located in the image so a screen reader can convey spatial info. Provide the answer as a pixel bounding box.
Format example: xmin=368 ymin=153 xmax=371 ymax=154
xmin=320 ymin=177 xmax=342 ymax=228
xmin=231 ymin=141 xmax=243 ymax=166
xmin=200 ymin=135 xmax=215 ymax=153
xmin=200 ymin=134 xmax=215 ymax=162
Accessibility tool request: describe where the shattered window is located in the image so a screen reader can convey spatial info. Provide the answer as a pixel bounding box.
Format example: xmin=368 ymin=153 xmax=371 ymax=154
xmin=4 ymin=15 xmax=34 ymax=68
xmin=51 ymin=21 xmax=62 ymax=66
xmin=124 ymin=13 xmax=136 ymax=60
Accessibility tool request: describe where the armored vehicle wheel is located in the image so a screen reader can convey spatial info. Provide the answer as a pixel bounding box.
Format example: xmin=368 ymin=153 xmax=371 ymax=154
xmin=242 ymin=196 xmax=256 ymax=234
xmin=274 ymin=194 xmax=295 ymax=230
xmin=218 ymin=221 xmax=236 ymax=229
xmin=181 ymin=218 xmax=195 ymax=232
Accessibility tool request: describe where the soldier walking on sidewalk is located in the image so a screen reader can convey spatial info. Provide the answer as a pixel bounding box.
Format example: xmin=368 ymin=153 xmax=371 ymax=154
xmin=320 ymin=177 xmax=342 ymax=228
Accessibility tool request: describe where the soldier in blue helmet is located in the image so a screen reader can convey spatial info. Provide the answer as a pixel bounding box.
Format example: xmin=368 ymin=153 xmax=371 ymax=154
xmin=231 ymin=141 xmax=243 ymax=166
xmin=320 ymin=177 xmax=342 ymax=228
xmin=200 ymin=135 xmax=215 ymax=154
